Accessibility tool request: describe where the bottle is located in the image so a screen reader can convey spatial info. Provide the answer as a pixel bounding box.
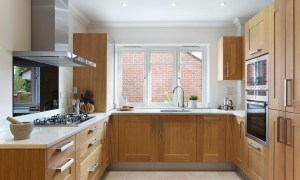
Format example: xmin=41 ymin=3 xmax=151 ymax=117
xmin=79 ymin=92 xmax=84 ymax=108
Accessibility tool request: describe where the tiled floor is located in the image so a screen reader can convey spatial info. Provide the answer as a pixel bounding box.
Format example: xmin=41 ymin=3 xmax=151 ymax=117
xmin=102 ymin=171 xmax=244 ymax=180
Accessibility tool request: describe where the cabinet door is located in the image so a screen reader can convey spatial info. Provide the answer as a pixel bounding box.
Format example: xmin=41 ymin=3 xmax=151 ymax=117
xmin=217 ymin=37 xmax=243 ymax=80
xmin=197 ymin=115 xmax=226 ymax=162
xmin=233 ymin=116 xmax=246 ymax=170
xmin=118 ymin=115 xmax=158 ymax=162
xmin=285 ymin=0 xmax=300 ymax=113
xmin=269 ymin=0 xmax=286 ymax=112
xmin=160 ymin=115 xmax=197 ymax=162
xmin=285 ymin=113 xmax=300 ymax=180
xmin=245 ymin=7 xmax=269 ymax=59
xmin=268 ymin=109 xmax=286 ymax=180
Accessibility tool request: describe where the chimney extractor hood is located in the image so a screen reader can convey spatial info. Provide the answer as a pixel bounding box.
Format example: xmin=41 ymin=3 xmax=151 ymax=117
xmin=13 ymin=0 xmax=96 ymax=68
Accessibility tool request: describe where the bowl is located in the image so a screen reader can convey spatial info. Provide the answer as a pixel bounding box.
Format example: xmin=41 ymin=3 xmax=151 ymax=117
xmin=10 ymin=122 xmax=34 ymax=140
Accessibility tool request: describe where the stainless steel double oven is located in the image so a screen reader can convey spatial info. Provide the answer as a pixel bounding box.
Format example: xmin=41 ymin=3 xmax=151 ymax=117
xmin=245 ymin=54 xmax=269 ymax=147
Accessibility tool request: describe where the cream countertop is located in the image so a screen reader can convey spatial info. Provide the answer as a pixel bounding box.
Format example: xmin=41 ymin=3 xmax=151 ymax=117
xmin=111 ymin=108 xmax=245 ymax=118
xmin=0 ymin=109 xmax=245 ymax=149
xmin=0 ymin=113 xmax=111 ymax=149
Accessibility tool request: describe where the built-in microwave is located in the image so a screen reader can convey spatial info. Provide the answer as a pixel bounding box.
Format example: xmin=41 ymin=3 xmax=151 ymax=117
xmin=246 ymin=54 xmax=269 ymax=90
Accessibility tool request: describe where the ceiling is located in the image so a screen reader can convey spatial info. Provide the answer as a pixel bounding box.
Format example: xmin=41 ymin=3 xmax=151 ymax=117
xmin=70 ymin=0 xmax=273 ymax=27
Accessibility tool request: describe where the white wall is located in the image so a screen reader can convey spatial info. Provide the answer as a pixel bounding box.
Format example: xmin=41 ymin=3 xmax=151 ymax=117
xmin=88 ymin=26 xmax=242 ymax=108
xmin=0 ymin=0 xmax=87 ymax=123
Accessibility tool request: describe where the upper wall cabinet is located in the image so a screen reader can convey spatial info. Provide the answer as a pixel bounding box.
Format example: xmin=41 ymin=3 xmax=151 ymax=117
xmin=217 ymin=36 xmax=243 ymax=80
xmin=73 ymin=33 xmax=115 ymax=112
xmin=245 ymin=7 xmax=269 ymax=60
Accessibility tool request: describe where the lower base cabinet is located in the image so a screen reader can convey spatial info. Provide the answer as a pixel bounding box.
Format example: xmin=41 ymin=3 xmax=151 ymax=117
xmin=197 ymin=115 xmax=226 ymax=162
xmin=245 ymin=139 xmax=268 ymax=180
xmin=232 ymin=116 xmax=246 ymax=171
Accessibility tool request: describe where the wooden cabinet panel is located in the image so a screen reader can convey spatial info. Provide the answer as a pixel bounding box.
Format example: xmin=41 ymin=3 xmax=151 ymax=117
xmin=285 ymin=113 xmax=300 ymax=180
xmin=118 ymin=115 xmax=158 ymax=162
xmin=285 ymin=0 xmax=300 ymax=114
xmin=245 ymin=139 xmax=267 ymax=180
xmin=268 ymin=109 xmax=285 ymax=180
xmin=233 ymin=116 xmax=246 ymax=171
xmin=217 ymin=36 xmax=243 ymax=80
xmin=73 ymin=33 xmax=115 ymax=112
xmin=245 ymin=7 xmax=269 ymax=59
xmin=197 ymin=115 xmax=226 ymax=162
xmin=160 ymin=115 xmax=197 ymax=162
xmin=269 ymin=0 xmax=286 ymax=112
xmin=79 ymin=145 xmax=102 ymax=180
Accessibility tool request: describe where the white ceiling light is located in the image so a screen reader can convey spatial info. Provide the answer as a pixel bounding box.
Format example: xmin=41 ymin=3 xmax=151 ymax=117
xmin=122 ymin=2 xmax=127 ymax=7
xmin=171 ymin=2 xmax=176 ymax=6
xmin=219 ymin=2 xmax=226 ymax=6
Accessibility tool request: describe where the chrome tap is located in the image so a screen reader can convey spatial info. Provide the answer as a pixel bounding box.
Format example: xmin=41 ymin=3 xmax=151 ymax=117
xmin=173 ymin=86 xmax=185 ymax=108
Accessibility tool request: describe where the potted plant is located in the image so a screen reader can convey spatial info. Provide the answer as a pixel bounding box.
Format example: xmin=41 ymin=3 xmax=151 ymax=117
xmin=189 ymin=95 xmax=198 ymax=108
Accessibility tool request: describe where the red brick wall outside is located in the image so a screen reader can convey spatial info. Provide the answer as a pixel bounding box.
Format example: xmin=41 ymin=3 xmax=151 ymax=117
xmin=121 ymin=52 xmax=144 ymax=103
xmin=121 ymin=51 xmax=203 ymax=104
xmin=180 ymin=52 xmax=202 ymax=102
xmin=151 ymin=52 xmax=174 ymax=103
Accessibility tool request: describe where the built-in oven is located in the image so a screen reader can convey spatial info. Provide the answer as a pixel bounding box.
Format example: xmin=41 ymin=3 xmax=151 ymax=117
xmin=245 ymin=92 xmax=268 ymax=147
xmin=246 ymin=54 xmax=269 ymax=90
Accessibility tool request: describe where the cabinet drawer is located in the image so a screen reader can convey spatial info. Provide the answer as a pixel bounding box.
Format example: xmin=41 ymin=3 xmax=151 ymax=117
xmin=47 ymin=135 xmax=76 ymax=165
xmin=79 ymin=145 xmax=103 ymax=180
xmin=77 ymin=121 xmax=105 ymax=160
xmin=47 ymin=135 xmax=76 ymax=180
xmin=246 ymin=139 xmax=267 ymax=180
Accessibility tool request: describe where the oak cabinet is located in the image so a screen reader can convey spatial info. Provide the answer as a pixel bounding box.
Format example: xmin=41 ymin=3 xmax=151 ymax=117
xmin=118 ymin=115 xmax=158 ymax=162
xmin=269 ymin=110 xmax=300 ymax=180
xmin=197 ymin=115 xmax=226 ymax=162
xmin=159 ymin=115 xmax=197 ymax=162
xmin=73 ymin=33 xmax=115 ymax=112
xmin=217 ymin=36 xmax=243 ymax=80
xmin=245 ymin=7 xmax=269 ymax=59
xmin=245 ymin=139 xmax=268 ymax=180
xmin=232 ymin=116 xmax=246 ymax=171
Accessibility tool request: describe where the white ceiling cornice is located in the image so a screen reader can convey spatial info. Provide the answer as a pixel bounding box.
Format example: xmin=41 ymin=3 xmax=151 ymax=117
xmin=88 ymin=20 xmax=236 ymax=29
xmin=69 ymin=4 xmax=90 ymax=27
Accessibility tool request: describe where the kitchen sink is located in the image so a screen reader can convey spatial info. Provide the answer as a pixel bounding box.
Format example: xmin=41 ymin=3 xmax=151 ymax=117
xmin=160 ymin=109 xmax=191 ymax=112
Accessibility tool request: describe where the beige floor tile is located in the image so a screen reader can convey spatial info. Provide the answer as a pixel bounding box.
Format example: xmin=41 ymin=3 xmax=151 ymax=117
xmin=186 ymin=171 xmax=221 ymax=180
xmin=217 ymin=172 xmax=244 ymax=180
xmin=156 ymin=171 xmax=188 ymax=180
xmin=103 ymin=171 xmax=127 ymax=180
xmin=125 ymin=171 xmax=158 ymax=180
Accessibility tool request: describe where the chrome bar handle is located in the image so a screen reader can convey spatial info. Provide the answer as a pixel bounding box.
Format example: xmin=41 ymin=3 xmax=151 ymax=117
xmin=89 ymin=138 xmax=99 ymax=146
xmin=240 ymin=122 xmax=244 ymax=139
xmin=226 ymin=62 xmax=229 ymax=78
xmin=249 ymin=49 xmax=261 ymax=55
xmin=284 ymin=79 xmax=293 ymax=107
xmin=284 ymin=118 xmax=291 ymax=145
xmin=277 ymin=117 xmax=283 ymax=143
xmin=55 ymin=158 xmax=74 ymax=172
xmin=56 ymin=141 xmax=75 ymax=152
xmin=89 ymin=126 xmax=99 ymax=133
xmin=248 ymin=143 xmax=261 ymax=152
xmin=89 ymin=163 xmax=101 ymax=173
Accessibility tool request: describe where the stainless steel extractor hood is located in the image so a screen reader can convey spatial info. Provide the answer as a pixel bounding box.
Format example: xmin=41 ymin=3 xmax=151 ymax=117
xmin=13 ymin=0 xmax=96 ymax=67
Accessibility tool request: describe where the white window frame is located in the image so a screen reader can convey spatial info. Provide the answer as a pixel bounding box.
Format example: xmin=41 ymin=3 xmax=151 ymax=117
xmin=116 ymin=44 xmax=209 ymax=108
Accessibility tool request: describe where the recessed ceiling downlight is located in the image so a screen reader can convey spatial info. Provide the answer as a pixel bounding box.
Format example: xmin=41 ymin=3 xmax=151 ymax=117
xmin=219 ymin=2 xmax=226 ymax=6
xmin=122 ymin=2 xmax=127 ymax=7
xmin=171 ymin=2 xmax=176 ymax=6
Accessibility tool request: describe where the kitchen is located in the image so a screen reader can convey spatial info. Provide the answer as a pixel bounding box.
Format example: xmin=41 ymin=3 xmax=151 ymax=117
xmin=0 ymin=0 xmax=299 ymax=179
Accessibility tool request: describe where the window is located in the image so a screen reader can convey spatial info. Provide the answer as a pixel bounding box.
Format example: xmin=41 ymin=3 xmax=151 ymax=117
xmin=117 ymin=45 xmax=207 ymax=107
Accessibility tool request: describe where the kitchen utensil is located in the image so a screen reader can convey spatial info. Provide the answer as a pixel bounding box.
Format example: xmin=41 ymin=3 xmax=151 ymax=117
xmin=10 ymin=122 xmax=33 ymax=140
xmin=6 ymin=116 xmax=22 ymax=124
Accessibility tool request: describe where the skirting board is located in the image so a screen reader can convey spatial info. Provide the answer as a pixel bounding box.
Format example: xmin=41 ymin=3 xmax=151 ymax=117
xmin=108 ymin=162 xmax=236 ymax=171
